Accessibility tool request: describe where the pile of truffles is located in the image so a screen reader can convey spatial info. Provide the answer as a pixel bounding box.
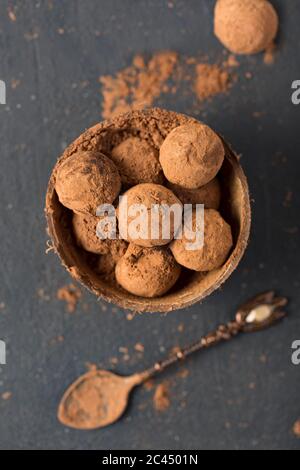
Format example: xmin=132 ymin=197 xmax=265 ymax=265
xmin=55 ymin=122 xmax=234 ymax=299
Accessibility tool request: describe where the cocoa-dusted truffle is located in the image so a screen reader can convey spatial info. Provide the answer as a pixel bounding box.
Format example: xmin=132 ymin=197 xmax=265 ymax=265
xmin=115 ymin=244 xmax=181 ymax=298
xmin=111 ymin=137 xmax=164 ymax=187
xmin=97 ymin=240 xmax=128 ymax=281
xmin=167 ymin=177 xmax=221 ymax=210
xmin=117 ymin=183 xmax=182 ymax=247
xmin=73 ymin=213 xmax=126 ymax=256
xmin=214 ymin=0 xmax=278 ymax=55
xmin=171 ymin=209 xmax=233 ymax=271
xmin=55 ymin=150 xmax=121 ymax=215
xmin=159 ymin=123 xmax=224 ymax=189
xmin=73 ymin=213 xmax=108 ymax=254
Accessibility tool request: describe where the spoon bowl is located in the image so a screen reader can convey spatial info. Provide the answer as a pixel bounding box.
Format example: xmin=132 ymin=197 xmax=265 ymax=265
xmin=58 ymin=369 xmax=143 ymax=430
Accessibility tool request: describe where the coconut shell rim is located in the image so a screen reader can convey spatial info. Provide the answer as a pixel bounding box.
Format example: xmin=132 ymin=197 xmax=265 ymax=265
xmin=45 ymin=108 xmax=251 ymax=313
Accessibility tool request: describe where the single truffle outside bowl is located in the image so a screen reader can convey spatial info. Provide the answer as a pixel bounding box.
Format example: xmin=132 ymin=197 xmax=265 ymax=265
xmin=45 ymin=108 xmax=251 ymax=313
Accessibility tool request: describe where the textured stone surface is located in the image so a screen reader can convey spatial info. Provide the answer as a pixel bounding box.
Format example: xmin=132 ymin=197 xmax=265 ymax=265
xmin=0 ymin=0 xmax=299 ymax=451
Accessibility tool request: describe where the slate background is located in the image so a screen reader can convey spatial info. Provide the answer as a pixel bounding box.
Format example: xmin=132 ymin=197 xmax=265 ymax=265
xmin=0 ymin=0 xmax=299 ymax=450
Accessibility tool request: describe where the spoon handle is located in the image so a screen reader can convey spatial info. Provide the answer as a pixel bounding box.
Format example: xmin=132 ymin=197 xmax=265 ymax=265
xmin=138 ymin=291 xmax=288 ymax=382
xmin=139 ymin=319 xmax=243 ymax=381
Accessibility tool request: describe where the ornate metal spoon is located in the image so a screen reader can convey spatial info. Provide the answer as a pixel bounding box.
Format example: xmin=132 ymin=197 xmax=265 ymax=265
xmin=58 ymin=291 xmax=288 ymax=430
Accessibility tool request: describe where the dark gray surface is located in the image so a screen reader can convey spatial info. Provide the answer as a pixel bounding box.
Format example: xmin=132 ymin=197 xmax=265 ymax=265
xmin=0 ymin=0 xmax=299 ymax=450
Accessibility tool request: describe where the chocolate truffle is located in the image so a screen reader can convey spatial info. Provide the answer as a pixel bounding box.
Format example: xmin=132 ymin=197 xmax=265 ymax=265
xmin=159 ymin=123 xmax=224 ymax=189
xmin=115 ymin=244 xmax=181 ymax=298
xmin=111 ymin=137 xmax=164 ymax=186
xmin=170 ymin=209 xmax=233 ymax=271
xmin=167 ymin=177 xmax=221 ymax=210
xmin=55 ymin=150 xmax=121 ymax=215
xmin=73 ymin=213 xmax=126 ymax=256
xmin=97 ymin=240 xmax=128 ymax=281
xmin=214 ymin=0 xmax=278 ymax=55
xmin=117 ymin=183 xmax=182 ymax=247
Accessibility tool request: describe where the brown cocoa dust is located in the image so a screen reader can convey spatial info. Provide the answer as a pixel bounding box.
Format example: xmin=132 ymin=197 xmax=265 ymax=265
xmin=264 ymin=42 xmax=276 ymax=65
xmin=57 ymin=284 xmax=82 ymax=313
xmin=195 ymin=63 xmax=231 ymax=100
xmin=1 ymin=391 xmax=12 ymax=401
xmin=100 ymin=51 xmax=178 ymax=119
xmin=293 ymin=420 xmax=300 ymax=438
xmin=134 ymin=343 xmax=144 ymax=353
xmin=153 ymin=381 xmax=171 ymax=412
xmin=100 ymin=51 xmax=235 ymax=119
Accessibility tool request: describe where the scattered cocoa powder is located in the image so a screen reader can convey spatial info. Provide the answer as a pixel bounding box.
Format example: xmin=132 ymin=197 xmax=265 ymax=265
xmin=134 ymin=343 xmax=144 ymax=353
xmin=253 ymin=111 xmax=265 ymax=119
xmin=57 ymin=283 xmax=82 ymax=313
xmin=153 ymin=382 xmax=170 ymax=412
xmin=24 ymin=29 xmax=39 ymax=41
xmin=85 ymin=362 xmax=98 ymax=372
xmin=143 ymin=379 xmax=155 ymax=391
xmin=223 ymin=54 xmax=239 ymax=68
xmin=100 ymin=51 xmax=178 ymax=119
xmin=293 ymin=420 xmax=300 ymax=438
xmin=11 ymin=78 xmax=21 ymax=89
xmin=49 ymin=335 xmax=64 ymax=345
xmin=99 ymin=302 xmax=108 ymax=312
xmin=126 ymin=312 xmax=135 ymax=321
xmin=109 ymin=357 xmax=119 ymax=366
xmin=7 ymin=7 xmax=17 ymax=22
xmin=283 ymin=190 xmax=293 ymax=208
xmin=1 ymin=392 xmax=12 ymax=401
xmin=99 ymin=51 xmax=237 ymax=119
xmin=264 ymin=42 xmax=276 ymax=65
xmin=195 ymin=63 xmax=231 ymax=101
xmin=177 ymin=368 xmax=189 ymax=379
xmin=118 ymin=346 xmax=130 ymax=362
xmin=137 ymin=402 xmax=148 ymax=411
xmin=37 ymin=288 xmax=50 ymax=301
xmin=259 ymin=354 xmax=268 ymax=364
